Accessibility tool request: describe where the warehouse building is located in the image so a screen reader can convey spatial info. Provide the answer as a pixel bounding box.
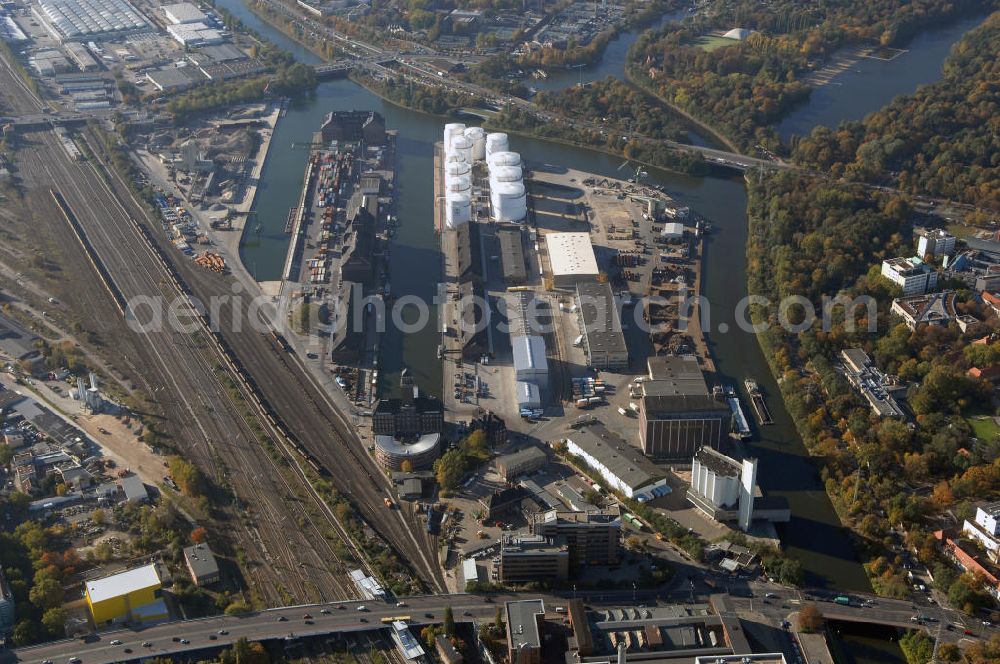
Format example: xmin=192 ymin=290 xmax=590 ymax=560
xmin=183 ymin=543 xmax=219 ymax=586
xmin=512 ymin=335 xmax=548 ymax=382
xmin=456 ymin=220 xmax=482 ymax=284
xmin=495 ymin=446 xmax=547 ymax=481
xmin=320 ymin=110 xmax=386 ymax=145
xmin=372 ymin=370 xmax=443 ymax=436
xmin=639 ymin=356 xmax=730 ymax=459
xmin=162 ymin=2 xmax=207 ymax=24
xmin=516 ymin=380 xmax=542 ymax=410
xmin=498 ymin=227 xmax=527 ymax=285
xmin=63 ymin=42 xmax=98 ymax=71
xmin=564 ymin=425 xmax=669 ymax=501
xmin=85 ymin=564 xmax=166 ymax=625
xmin=575 ymin=282 xmax=628 ymax=371
xmin=546 ymin=232 xmax=599 ymax=287
xmin=35 ymin=0 xmax=150 ymax=42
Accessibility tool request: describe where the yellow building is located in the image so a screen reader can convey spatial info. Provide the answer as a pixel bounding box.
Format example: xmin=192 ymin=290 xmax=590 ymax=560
xmin=85 ymin=564 xmax=167 ymax=625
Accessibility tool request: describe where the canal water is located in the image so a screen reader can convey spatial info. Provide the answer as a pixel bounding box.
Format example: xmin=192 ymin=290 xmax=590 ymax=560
xmin=218 ymin=5 xmax=975 ymax=654
xmin=776 ymin=12 xmax=988 ymax=141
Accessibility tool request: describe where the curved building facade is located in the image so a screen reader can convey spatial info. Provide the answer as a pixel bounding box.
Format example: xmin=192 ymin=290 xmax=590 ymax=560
xmin=374 ymin=433 xmax=442 ymax=471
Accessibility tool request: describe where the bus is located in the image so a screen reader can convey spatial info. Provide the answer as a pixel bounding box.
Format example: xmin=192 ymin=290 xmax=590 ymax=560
xmin=833 ymin=596 xmax=851 ymax=606
xmin=381 ymin=615 xmax=411 ymax=624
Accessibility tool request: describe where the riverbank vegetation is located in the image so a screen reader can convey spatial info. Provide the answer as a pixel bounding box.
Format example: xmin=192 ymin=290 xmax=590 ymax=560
xmin=746 ymin=169 xmax=1000 ymax=602
xmin=628 ymin=0 xmax=994 ymax=151
xmin=790 ymin=11 xmax=1000 ymax=211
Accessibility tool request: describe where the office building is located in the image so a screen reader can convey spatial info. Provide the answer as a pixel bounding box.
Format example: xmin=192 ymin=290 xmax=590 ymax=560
xmin=564 ymin=425 xmax=669 ymax=501
xmin=840 ymin=348 xmax=906 ymax=418
xmin=85 ymin=564 xmax=167 ymax=625
xmin=639 ymin=356 xmax=730 ymax=459
xmin=963 ymin=502 xmax=1000 ymax=563
xmin=505 ymin=599 xmax=546 ymax=664
xmin=497 ymin=534 xmax=569 ymax=583
xmin=575 ymin=282 xmax=628 ymax=371
xmin=916 ymin=228 xmax=956 ymax=258
xmin=881 ymin=256 xmax=938 ymax=295
xmin=183 ymin=543 xmax=220 ymax=586
xmin=546 ymin=232 xmax=599 ymax=287
xmin=891 ymin=291 xmax=958 ymax=330
xmin=531 ymin=507 xmax=621 ymax=567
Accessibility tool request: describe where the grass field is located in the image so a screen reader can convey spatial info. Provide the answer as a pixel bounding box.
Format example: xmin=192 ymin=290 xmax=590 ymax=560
xmin=967 ymin=415 xmax=1000 ymax=441
xmin=693 ymin=35 xmax=736 ymax=52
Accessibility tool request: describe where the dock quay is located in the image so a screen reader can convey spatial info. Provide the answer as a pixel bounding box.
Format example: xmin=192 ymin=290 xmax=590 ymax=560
xmin=283 ymin=207 xmax=299 ymax=233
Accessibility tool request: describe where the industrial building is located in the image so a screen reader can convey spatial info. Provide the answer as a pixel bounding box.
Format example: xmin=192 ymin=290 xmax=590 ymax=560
xmin=840 ymin=348 xmax=906 ymax=418
xmin=881 ymin=256 xmax=938 ymax=295
xmin=34 ymin=0 xmax=150 ymax=42
xmin=456 ymin=220 xmax=482 ymax=283
xmin=166 ymin=22 xmax=223 ymax=46
xmin=457 ymin=280 xmax=489 ymax=359
xmin=505 ymin=599 xmax=546 ymax=664
xmin=162 ymin=2 xmax=206 ymax=24
xmin=531 ymin=507 xmax=620 ymax=567
xmin=498 ymin=227 xmax=528 ymax=284
xmin=372 ymin=370 xmax=443 ymax=437
xmin=516 ymin=380 xmax=542 ymax=410
xmin=546 ymin=232 xmax=599 ymax=287
xmin=575 ymin=282 xmax=628 ymax=371
xmin=63 ymin=42 xmax=98 ymax=71
xmin=495 ymin=446 xmax=548 ymax=481
xmin=916 ymin=228 xmax=956 ymax=258
xmin=118 ymin=474 xmax=148 ymax=503
xmin=891 ymin=290 xmax=958 ymax=329
xmin=687 ymin=447 xmax=789 ymax=531
xmin=497 ymin=534 xmax=569 ymax=583
xmin=85 ymin=564 xmax=167 ymax=625
xmin=564 ymin=425 xmax=669 ymax=501
xmin=321 ymin=110 xmax=386 ymax=145
xmin=512 ymin=335 xmax=548 ymax=382
xmin=639 ymin=356 xmax=730 ymax=459
xmin=183 ymin=543 xmax=220 ymax=586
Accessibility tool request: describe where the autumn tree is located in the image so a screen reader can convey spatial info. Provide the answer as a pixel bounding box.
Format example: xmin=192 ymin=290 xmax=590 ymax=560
xmin=797 ymin=604 xmax=823 ymax=633
xmin=190 ymin=527 xmax=208 ymax=544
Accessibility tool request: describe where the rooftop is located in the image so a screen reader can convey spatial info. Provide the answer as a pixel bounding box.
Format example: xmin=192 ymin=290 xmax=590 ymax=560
xmin=575 ymin=282 xmax=628 ymax=355
xmin=567 ymin=425 xmax=663 ymax=491
xmin=162 ymin=2 xmax=207 ymax=23
xmin=496 ymin=446 xmax=547 ymax=470
xmin=694 ymin=446 xmax=742 ymax=477
xmin=883 ymin=256 xmax=931 ymax=276
xmin=512 ymin=335 xmax=548 ymax=374
xmin=644 ymin=355 xmax=709 ymax=396
xmin=86 ymin=564 xmax=160 ymax=604
xmin=506 ymin=599 xmax=545 ymax=650
xmin=183 ymin=543 xmax=219 ymax=579
xmin=546 ymin=232 xmax=599 ymax=277
xmin=892 ymin=291 xmax=958 ymax=324
xmin=979 ymin=501 xmax=1000 ymax=518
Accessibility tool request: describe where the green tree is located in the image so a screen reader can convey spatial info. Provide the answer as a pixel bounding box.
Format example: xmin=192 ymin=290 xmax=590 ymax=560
xmin=444 ymin=606 xmax=455 ymax=637
xmin=28 ymin=576 xmax=63 ymax=610
xmin=41 ymin=607 xmax=67 ymax=635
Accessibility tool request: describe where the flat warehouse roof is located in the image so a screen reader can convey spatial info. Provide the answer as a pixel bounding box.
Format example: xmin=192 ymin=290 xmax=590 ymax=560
xmin=506 ymin=599 xmax=545 ymax=649
xmin=546 ymin=232 xmax=598 ymax=277
xmin=86 ymin=564 xmax=160 ymax=603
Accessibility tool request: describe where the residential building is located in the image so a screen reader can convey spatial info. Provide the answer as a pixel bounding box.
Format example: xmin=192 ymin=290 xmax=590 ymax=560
xmin=85 ymin=564 xmax=167 ymax=625
xmin=935 ymin=530 xmax=1000 ymax=601
xmin=505 ymin=599 xmax=546 ymax=664
xmin=497 ymin=534 xmax=569 ymax=583
xmin=839 ymin=348 xmax=906 ymax=419
xmin=891 ymin=291 xmax=958 ymax=330
xmin=916 ymin=228 xmax=956 ymax=258
xmin=881 ymin=257 xmax=938 ymax=295
xmin=546 ymin=232 xmax=599 ymax=287
xmin=564 ymin=425 xmax=669 ymax=501
xmin=435 ymin=634 xmax=463 ymax=664
xmin=495 ymin=446 xmax=548 ymax=481
xmin=962 ymin=502 xmax=1000 ymax=563
xmin=531 ymin=508 xmax=620 ymax=567
xmin=575 ymin=282 xmax=628 ymax=371
xmin=183 ymin=543 xmax=220 ymax=586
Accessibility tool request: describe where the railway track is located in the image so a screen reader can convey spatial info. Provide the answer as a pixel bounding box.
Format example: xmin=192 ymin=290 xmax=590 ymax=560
xmin=16 ymin=128 xmax=357 ymax=604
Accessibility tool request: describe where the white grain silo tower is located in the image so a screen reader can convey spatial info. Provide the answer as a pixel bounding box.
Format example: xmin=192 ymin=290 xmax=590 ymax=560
xmin=447 ymin=174 xmax=472 ymax=194
xmin=486 ymin=132 xmax=509 ymax=158
xmin=491 ymin=181 xmax=527 ymax=223
xmin=444 ymin=123 xmax=466 ymax=151
xmin=451 ymin=135 xmax=473 ymax=164
xmin=488 ymin=151 xmax=521 ymax=169
xmin=446 ymin=160 xmax=471 ymax=180
xmin=489 ymin=165 xmax=522 ymax=184
xmin=464 ymin=127 xmax=486 ymax=161
xmin=446 ymin=191 xmax=472 ymax=228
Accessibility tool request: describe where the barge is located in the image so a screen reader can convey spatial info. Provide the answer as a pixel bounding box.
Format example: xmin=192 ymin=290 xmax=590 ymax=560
xmin=744 ymin=378 xmax=773 ymax=426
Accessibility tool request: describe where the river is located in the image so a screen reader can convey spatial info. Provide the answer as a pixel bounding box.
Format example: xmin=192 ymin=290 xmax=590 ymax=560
xmin=776 ymin=12 xmax=988 ymax=141
xmin=216 ymin=1 xmax=973 ymax=657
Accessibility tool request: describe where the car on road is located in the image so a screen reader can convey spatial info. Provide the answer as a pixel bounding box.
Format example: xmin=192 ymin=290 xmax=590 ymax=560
xmin=359 ymin=617 xmax=368 ymax=623
xmin=424 ymin=612 xmax=434 ymax=618
xmin=123 ymin=649 xmax=132 ymax=654
xmin=142 ymin=642 xmax=152 ymax=648
xmin=180 ymin=639 xmax=189 ymax=644
xmin=218 ymin=629 xmax=228 ymax=635
xmin=463 ymin=611 xmax=472 ymax=616
xmin=277 ymin=616 xmax=287 ymax=622
xmin=110 ymin=640 xmax=122 ymax=646
xmin=208 ymin=635 xmax=217 ymax=641
xmin=42 ymin=660 xmax=53 ymax=664
xmin=357 ymin=605 xmax=368 ymax=612
xmin=68 ymin=657 xmax=81 ymax=663
xmin=321 ymin=608 xmax=331 ymax=614
xmin=396 ymin=601 xmax=406 ymax=607
xmin=765 ymin=593 xmax=778 ymax=599
xmin=303 ymin=614 xmax=313 ymax=620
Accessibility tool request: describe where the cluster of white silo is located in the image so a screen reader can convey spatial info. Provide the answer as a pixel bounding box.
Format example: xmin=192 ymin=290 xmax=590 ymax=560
xmin=487 ymin=143 xmax=526 ymax=223
xmin=442 ymin=125 xmax=526 ymax=227
xmin=443 ymin=123 xmax=472 ymax=229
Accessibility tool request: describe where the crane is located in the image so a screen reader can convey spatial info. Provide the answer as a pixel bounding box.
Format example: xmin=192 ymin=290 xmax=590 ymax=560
xmin=617 ymin=159 xmax=647 ymax=183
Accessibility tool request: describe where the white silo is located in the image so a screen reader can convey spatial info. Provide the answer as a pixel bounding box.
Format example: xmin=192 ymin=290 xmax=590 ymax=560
xmin=488 ymin=151 xmax=521 ymax=168
xmin=464 ymin=127 xmax=486 ymax=161
xmin=446 ymin=160 xmax=471 ymax=178
xmin=485 ymin=132 xmax=509 ymax=158
xmin=489 ymin=165 xmax=522 ymax=184
xmin=446 ymin=191 xmax=472 ymax=228
xmin=447 ymin=174 xmax=472 ymax=193
xmin=451 ymin=135 xmax=473 ymax=164
xmin=491 ymin=181 xmax=527 ymax=223
xmin=444 ymin=123 xmax=466 ymax=151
